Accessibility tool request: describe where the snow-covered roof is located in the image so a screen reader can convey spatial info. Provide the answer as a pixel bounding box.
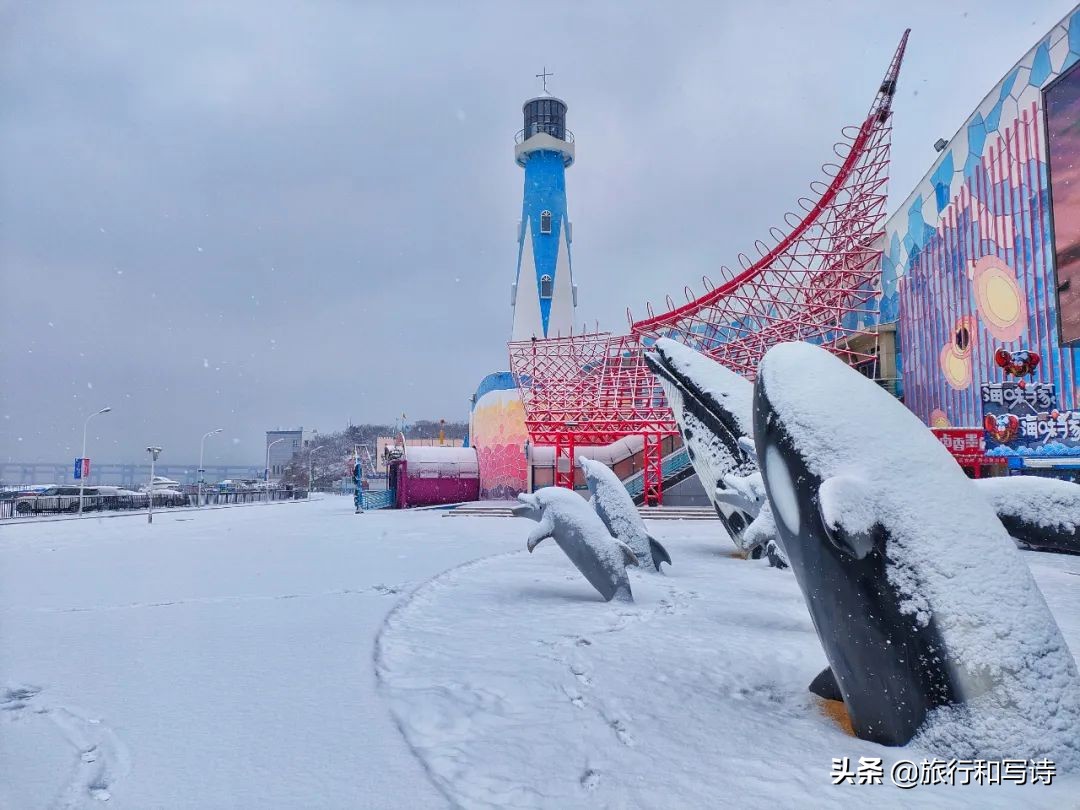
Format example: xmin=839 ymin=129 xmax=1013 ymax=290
xmin=404 ymin=446 xmax=477 ymax=464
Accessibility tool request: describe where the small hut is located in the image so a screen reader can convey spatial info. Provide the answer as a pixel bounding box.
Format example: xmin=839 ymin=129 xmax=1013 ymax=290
xmin=388 ymin=445 xmax=480 ymax=508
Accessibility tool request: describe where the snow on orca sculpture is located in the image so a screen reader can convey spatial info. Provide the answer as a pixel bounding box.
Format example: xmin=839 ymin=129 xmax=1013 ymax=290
xmin=974 ymin=475 xmax=1080 ymax=555
xmin=578 ymin=456 xmax=671 ymax=572
xmin=644 ymin=338 xmax=761 ymax=549
xmin=512 ymin=487 xmax=640 ymax=602
xmin=754 ymin=341 xmax=1080 ymax=765
xmin=740 ymin=500 xmax=789 ymax=569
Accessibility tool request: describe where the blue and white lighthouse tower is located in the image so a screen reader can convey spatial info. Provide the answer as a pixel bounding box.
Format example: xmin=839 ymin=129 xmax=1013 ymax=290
xmin=511 ymin=92 xmax=577 ymax=340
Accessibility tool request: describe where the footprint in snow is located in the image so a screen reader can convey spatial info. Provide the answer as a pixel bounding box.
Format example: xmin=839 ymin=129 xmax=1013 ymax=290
xmin=580 ymin=769 xmax=600 ymax=791
xmin=1 ymin=684 xmax=129 ymax=805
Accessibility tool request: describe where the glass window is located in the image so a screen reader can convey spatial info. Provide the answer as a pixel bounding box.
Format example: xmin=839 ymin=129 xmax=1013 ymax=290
xmin=540 ymin=210 xmax=552 ymax=234
xmin=540 ymin=274 xmax=553 ymax=299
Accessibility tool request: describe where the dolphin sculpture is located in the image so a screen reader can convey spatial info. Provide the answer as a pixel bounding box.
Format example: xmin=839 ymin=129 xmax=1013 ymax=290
xmin=578 ymin=456 xmax=671 ymax=571
xmin=512 ymin=487 xmax=639 ymax=602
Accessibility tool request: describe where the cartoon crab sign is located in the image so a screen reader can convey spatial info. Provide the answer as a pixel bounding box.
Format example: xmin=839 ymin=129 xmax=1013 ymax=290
xmin=984 ymin=413 xmax=1020 ymax=444
xmin=994 ymin=348 xmax=1040 ymax=379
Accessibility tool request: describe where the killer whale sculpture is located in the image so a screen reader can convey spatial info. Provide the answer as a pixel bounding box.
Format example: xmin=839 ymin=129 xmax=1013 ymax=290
xmin=644 ymin=338 xmax=762 ymax=549
xmin=754 ymin=341 xmax=1080 ymax=764
xmin=974 ymin=475 xmax=1080 ymax=556
xmin=512 ymin=487 xmax=639 ymax=602
xmin=578 ymin=456 xmax=671 ymax=571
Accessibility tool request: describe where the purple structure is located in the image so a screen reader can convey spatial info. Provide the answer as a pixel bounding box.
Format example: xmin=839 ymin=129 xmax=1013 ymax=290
xmin=390 ymin=446 xmax=480 ymax=508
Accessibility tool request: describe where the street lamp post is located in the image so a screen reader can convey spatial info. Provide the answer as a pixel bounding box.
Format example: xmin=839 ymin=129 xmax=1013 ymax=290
xmin=198 ymin=428 xmax=224 ymax=508
xmin=78 ymin=406 xmax=112 ymax=515
xmin=309 ymin=445 xmax=326 ymax=492
xmin=265 ymin=437 xmax=285 ymax=502
xmin=146 ymin=446 xmax=162 ymax=524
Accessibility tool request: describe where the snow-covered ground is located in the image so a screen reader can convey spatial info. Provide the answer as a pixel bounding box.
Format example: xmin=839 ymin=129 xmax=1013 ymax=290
xmin=2 ymin=496 xmax=1077 ymax=808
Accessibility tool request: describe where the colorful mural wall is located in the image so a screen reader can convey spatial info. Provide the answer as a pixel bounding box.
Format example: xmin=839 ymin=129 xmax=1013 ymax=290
xmin=880 ymin=6 xmax=1080 ymax=460
xmin=470 ymin=372 xmax=528 ymax=499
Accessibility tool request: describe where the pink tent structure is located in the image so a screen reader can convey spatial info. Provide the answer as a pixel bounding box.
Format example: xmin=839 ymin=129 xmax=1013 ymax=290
xmin=389 ymin=446 xmax=480 ymax=508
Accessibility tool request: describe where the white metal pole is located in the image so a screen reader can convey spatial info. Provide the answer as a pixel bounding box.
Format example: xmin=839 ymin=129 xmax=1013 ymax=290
xmin=265 ymin=438 xmax=284 ymax=503
xmin=78 ymin=406 xmax=111 ymax=516
xmin=198 ymin=428 xmax=223 ymax=508
xmin=148 ymin=454 xmax=156 ymax=524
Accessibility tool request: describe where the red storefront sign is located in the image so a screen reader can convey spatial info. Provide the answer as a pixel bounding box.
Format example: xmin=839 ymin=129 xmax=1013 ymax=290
xmin=931 ymin=428 xmax=987 ymax=465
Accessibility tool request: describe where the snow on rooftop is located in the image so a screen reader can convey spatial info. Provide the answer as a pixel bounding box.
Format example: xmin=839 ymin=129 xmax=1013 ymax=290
xmin=403 ymin=445 xmax=477 ymax=464
xmin=757 ymin=341 xmax=1080 ymax=768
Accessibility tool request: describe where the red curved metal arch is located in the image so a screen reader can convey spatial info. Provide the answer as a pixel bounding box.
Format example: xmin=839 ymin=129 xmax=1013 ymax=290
xmin=629 ymin=29 xmax=909 ymax=365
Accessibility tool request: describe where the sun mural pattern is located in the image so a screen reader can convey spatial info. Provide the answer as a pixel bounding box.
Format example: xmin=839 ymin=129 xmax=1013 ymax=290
xmin=471 ymin=373 xmax=529 ymax=499
xmin=880 ymin=7 xmax=1080 ymax=440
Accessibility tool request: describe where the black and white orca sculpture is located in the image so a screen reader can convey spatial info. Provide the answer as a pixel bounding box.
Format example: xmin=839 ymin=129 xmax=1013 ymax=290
xmin=975 ymin=475 xmax=1080 ymax=555
xmin=644 ymin=338 xmax=763 ymax=550
xmin=754 ymin=341 xmax=1080 ymax=765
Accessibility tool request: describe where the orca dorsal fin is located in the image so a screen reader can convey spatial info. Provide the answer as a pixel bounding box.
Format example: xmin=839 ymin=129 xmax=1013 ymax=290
xmin=817 ymin=475 xmax=882 ymax=560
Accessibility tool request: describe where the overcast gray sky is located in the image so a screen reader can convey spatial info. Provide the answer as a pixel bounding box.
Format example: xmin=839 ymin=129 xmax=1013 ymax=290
xmin=1 ymin=0 xmax=1073 ymax=466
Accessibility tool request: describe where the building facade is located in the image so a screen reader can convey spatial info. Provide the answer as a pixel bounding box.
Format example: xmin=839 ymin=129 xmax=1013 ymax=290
xmin=265 ymin=427 xmax=317 ymax=479
xmin=879 ymin=5 xmax=1080 ymax=473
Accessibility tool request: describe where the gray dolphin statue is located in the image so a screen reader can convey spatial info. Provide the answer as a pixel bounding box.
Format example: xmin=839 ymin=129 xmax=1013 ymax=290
xmin=578 ymin=456 xmax=671 ymax=571
xmin=512 ymin=487 xmax=639 ymax=602
xmin=754 ymin=341 xmax=1080 ymax=766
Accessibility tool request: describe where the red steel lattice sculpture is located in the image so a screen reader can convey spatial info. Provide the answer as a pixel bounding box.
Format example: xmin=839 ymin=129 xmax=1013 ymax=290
xmin=508 ymin=332 xmax=677 ymax=502
xmin=629 ymin=30 xmax=909 ymax=375
xmin=511 ymin=31 xmax=909 ymax=504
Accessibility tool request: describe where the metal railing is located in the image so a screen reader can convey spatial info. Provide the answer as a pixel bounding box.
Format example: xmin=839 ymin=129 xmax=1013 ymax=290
xmin=361 ymin=490 xmax=395 ymax=510
xmin=514 ymin=127 xmax=575 ymax=145
xmin=0 ymin=488 xmax=308 ymax=520
xmin=623 ymin=448 xmax=694 ymax=501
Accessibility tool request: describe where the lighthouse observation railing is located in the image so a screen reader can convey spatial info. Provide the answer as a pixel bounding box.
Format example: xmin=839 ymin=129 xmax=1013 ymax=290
xmin=515 ymin=127 xmax=575 ymax=145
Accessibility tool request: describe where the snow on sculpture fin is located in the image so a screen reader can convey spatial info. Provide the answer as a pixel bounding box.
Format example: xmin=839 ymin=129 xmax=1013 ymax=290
xmin=816 ymin=476 xmax=882 ymax=560
xmin=737 ymin=435 xmax=756 ymax=460
xmin=714 ymin=486 xmax=758 ymax=515
xmin=809 ymin=667 xmax=844 ymax=702
xmin=525 ymin=516 xmax=554 ymax=552
xmin=615 ymin=539 xmax=640 ymax=568
xmin=647 ymin=536 xmax=671 ymax=570
xmin=512 ymin=496 xmax=556 ymax=552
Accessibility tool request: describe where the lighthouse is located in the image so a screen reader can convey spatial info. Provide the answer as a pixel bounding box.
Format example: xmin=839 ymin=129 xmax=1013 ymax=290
xmin=511 ymin=84 xmax=577 ymax=340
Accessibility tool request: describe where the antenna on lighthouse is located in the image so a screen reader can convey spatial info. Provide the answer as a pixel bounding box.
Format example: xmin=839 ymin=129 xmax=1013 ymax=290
xmin=535 ymin=66 xmax=554 ymax=94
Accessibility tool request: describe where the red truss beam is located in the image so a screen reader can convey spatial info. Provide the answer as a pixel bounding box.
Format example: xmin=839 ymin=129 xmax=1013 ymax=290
xmin=628 ymin=29 xmax=909 ymax=378
xmin=509 ymin=332 xmax=678 ymax=446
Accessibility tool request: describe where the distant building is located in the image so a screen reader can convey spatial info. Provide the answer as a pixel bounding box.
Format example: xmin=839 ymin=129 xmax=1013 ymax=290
xmin=265 ymin=427 xmax=318 ymax=479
